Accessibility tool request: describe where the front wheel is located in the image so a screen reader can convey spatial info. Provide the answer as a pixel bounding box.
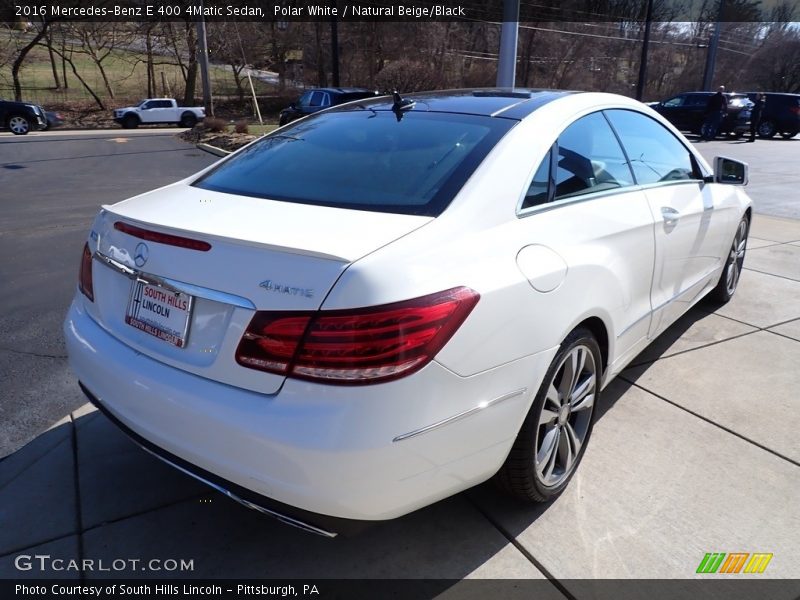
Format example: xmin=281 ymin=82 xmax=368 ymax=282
xmin=496 ymin=328 xmax=601 ymax=502
xmin=709 ymin=215 xmax=749 ymax=303
xmin=122 ymin=114 xmax=139 ymax=129
xmin=7 ymin=115 xmax=31 ymax=135
xmin=780 ymin=130 xmax=798 ymax=140
xmin=758 ymin=120 xmax=777 ymax=138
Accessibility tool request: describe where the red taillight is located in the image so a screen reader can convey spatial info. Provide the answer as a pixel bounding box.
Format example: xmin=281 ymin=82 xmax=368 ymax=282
xmin=114 ymin=221 xmax=211 ymax=251
xmin=236 ymin=287 xmax=480 ymax=385
xmin=78 ymin=242 xmax=94 ymax=301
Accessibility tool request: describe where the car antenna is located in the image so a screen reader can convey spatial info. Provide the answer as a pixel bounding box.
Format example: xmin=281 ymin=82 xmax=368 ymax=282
xmin=391 ymin=90 xmax=415 ymax=121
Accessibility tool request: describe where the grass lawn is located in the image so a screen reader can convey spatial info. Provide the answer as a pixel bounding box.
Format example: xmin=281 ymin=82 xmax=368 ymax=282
xmin=247 ymin=124 xmax=278 ymax=136
xmin=0 ymin=30 xmax=274 ymax=108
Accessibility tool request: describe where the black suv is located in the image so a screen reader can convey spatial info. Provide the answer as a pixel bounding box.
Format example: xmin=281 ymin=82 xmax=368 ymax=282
xmin=650 ymin=92 xmax=751 ymax=138
xmin=279 ymin=88 xmax=379 ymax=126
xmin=0 ymin=99 xmax=47 ymax=135
xmin=745 ymin=92 xmax=800 ymax=139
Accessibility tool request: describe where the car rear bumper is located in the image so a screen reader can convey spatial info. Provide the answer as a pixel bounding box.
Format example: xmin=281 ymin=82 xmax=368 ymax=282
xmin=64 ymin=295 xmax=552 ymax=524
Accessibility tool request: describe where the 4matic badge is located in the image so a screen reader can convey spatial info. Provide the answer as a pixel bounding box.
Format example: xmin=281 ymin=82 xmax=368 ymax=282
xmin=259 ymin=280 xmax=314 ymax=299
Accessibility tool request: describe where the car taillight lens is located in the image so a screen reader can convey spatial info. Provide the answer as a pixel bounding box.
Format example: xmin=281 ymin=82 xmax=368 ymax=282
xmin=78 ymin=242 xmax=94 ymax=301
xmin=236 ymin=287 xmax=479 ymax=385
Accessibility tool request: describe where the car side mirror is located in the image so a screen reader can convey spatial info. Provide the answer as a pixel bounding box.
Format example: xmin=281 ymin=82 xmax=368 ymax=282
xmin=714 ymin=156 xmax=748 ymax=185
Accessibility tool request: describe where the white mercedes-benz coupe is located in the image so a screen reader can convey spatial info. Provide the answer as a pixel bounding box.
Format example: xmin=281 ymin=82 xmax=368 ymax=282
xmin=65 ymin=89 xmax=752 ymax=537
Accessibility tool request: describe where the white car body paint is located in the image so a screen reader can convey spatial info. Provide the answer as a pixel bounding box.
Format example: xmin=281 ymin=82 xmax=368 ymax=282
xmin=65 ymin=91 xmax=752 ymax=529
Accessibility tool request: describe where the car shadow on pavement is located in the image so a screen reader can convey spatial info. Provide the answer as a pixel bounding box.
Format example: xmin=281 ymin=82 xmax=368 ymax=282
xmin=0 ymin=409 xmax=556 ymax=584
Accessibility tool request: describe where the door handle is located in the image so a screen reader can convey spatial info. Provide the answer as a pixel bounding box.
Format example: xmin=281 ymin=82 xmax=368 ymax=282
xmin=661 ymin=207 xmax=680 ymax=226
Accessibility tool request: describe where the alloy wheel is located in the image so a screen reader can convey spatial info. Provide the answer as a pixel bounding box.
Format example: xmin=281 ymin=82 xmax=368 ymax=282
xmin=725 ymin=219 xmax=748 ymax=296
xmin=535 ymin=344 xmax=597 ymax=488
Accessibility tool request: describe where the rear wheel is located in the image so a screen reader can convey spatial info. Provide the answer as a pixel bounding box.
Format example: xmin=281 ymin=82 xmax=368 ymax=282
xmin=496 ymin=327 xmax=601 ymax=502
xmin=7 ymin=115 xmax=31 ymax=135
xmin=780 ymin=130 xmax=797 ymax=140
xmin=758 ymin=120 xmax=777 ymax=138
xmin=180 ymin=113 xmax=197 ymax=128
xmin=710 ymin=215 xmax=749 ymax=303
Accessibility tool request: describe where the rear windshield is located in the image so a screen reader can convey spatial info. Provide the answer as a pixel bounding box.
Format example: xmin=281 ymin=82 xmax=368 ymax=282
xmin=193 ymin=110 xmax=514 ymax=216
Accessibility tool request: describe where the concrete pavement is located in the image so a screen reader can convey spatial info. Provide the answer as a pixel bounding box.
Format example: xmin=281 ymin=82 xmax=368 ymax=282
xmin=1 ymin=214 xmax=799 ymax=588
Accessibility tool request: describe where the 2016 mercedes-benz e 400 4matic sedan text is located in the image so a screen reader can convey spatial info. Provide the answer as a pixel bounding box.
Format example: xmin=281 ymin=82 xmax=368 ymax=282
xmin=65 ymin=89 xmax=752 ymax=537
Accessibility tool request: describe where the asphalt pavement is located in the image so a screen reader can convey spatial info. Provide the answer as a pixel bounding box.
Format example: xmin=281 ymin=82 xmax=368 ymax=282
xmin=0 ymin=130 xmax=216 ymax=456
xmin=0 ymin=129 xmax=798 ymax=589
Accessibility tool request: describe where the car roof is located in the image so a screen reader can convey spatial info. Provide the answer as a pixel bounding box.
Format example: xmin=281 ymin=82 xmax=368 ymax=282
xmin=310 ymin=87 xmax=373 ymax=94
xmin=331 ymin=88 xmax=576 ymax=120
xmin=745 ymin=92 xmax=799 ymax=97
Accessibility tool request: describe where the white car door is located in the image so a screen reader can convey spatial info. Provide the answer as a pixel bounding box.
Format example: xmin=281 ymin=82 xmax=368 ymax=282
xmin=605 ymin=109 xmax=732 ymax=338
xmin=515 ymin=111 xmax=657 ymax=369
xmin=141 ymin=100 xmax=173 ymax=123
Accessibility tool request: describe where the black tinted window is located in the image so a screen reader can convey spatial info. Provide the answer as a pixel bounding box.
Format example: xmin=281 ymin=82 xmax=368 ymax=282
xmin=194 ymin=111 xmax=513 ymax=216
xmin=309 ymin=92 xmax=325 ymax=107
xmin=297 ymin=92 xmax=312 ymax=107
xmin=605 ymin=109 xmax=695 ymax=185
xmin=522 ymin=148 xmax=551 ymax=209
xmin=554 ymin=112 xmax=634 ymax=200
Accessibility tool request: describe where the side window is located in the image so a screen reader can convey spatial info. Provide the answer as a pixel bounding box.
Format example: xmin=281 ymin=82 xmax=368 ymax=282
xmin=142 ymin=101 xmax=155 ymax=109
xmin=522 ymin=148 xmax=552 ymax=209
xmin=553 ymin=112 xmax=634 ymax=201
xmin=309 ymin=92 xmax=325 ymax=107
xmin=156 ymin=100 xmax=172 ymax=108
xmin=605 ymin=109 xmax=696 ymax=185
xmin=663 ymin=96 xmax=683 ymax=108
xmin=685 ymin=95 xmax=708 ymax=107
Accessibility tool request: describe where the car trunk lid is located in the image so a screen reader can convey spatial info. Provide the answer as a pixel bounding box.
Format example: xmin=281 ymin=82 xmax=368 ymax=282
xmin=85 ymin=183 xmax=432 ymax=394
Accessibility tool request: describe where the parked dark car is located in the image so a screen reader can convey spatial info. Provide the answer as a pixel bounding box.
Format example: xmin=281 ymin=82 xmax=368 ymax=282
xmin=42 ymin=111 xmax=65 ymax=131
xmin=0 ymin=98 xmax=48 ymax=135
xmin=650 ymin=92 xmax=751 ymax=138
xmin=745 ymin=92 xmax=800 ymax=139
xmin=278 ymin=88 xmax=379 ymax=126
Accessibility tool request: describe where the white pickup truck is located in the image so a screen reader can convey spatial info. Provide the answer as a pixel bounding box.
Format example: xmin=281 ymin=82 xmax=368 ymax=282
xmin=113 ymin=98 xmax=205 ymax=129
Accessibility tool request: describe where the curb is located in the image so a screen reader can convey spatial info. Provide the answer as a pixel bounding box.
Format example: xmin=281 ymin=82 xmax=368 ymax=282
xmin=196 ymin=142 xmax=231 ymax=157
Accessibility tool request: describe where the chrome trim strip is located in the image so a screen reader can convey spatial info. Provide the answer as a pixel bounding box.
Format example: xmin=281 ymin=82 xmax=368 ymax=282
xmin=139 ymin=446 xmax=338 ymax=538
xmin=393 ymin=388 xmax=527 ymax=443
xmin=94 ymin=250 xmax=256 ymax=309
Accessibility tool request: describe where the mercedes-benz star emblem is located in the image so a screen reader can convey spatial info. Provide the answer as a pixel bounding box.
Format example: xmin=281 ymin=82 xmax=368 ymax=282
xmin=134 ymin=242 xmax=149 ymax=267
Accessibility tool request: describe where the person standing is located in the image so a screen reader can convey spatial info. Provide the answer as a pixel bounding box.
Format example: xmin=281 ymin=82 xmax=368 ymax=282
xmin=749 ymin=93 xmax=766 ymax=142
xmin=702 ymin=86 xmax=728 ymax=140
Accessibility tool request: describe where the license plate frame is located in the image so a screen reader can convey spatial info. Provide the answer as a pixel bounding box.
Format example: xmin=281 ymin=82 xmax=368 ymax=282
xmin=125 ymin=277 xmax=194 ymax=348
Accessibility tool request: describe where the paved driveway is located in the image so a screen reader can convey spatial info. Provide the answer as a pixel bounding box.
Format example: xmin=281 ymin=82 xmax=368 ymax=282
xmin=1 ymin=131 xmax=798 ymax=593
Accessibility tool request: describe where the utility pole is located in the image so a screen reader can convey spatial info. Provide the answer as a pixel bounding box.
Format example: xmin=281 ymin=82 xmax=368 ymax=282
xmin=635 ymin=0 xmax=654 ymax=101
xmin=496 ymin=0 xmax=519 ymax=88
xmin=330 ymin=0 xmax=340 ymax=86
xmin=196 ymin=0 xmax=213 ymax=115
xmin=702 ymin=0 xmax=725 ymax=91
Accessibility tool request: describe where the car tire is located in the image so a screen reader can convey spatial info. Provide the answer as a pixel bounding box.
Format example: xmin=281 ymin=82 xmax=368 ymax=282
xmin=7 ymin=115 xmax=31 ymax=135
xmin=278 ymin=115 xmax=289 ymax=126
xmin=496 ymin=327 xmax=601 ymax=503
xmin=780 ymin=130 xmax=797 ymax=140
xmin=122 ymin=114 xmax=139 ymax=129
xmin=758 ymin=120 xmax=777 ymax=138
xmin=709 ymin=215 xmax=749 ymax=303
xmin=180 ymin=113 xmax=198 ymax=128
